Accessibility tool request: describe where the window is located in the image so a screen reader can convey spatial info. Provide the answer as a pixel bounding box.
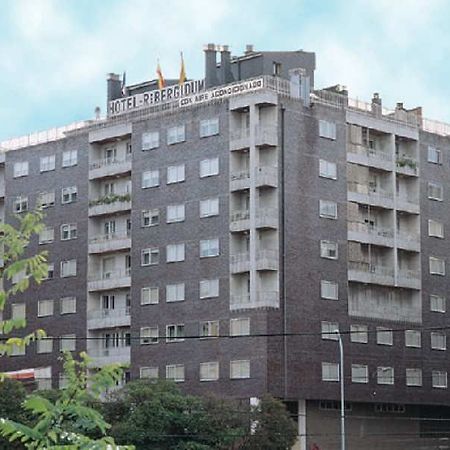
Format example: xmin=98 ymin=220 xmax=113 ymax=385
xmin=322 ymin=362 xmax=339 ymax=382
xmin=62 ymin=150 xmax=77 ymax=167
xmin=167 ymin=164 xmax=185 ymax=184
xmin=37 ymin=299 xmax=54 ymax=317
xmin=36 ymin=337 xmax=53 ymax=354
xmin=428 ymin=182 xmax=443 ymax=201
xmin=166 ymin=324 xmax=185 ymax=342
xmin=39 ymin=227 xmax=54 ymax=244
xmin=319 ymin=200 xmax=337 ymax=219
xmin=141 ymin=248 xmax=159 ymax=266
xmin=60 ymin=297 xmax=76 ymax=314
xmin=11 ymin=303 xmax=26 ymax=320
xmin=140 ymin=367 xmax=159 ymax=379
xmin=431 ymin=331 xmax=446 ymax=350
xmin=429 ymin=257 xmax=445 ymax=275
xmin=350 ymin=324 xmax=368 ymax=343
xmin=200 ymin=320 xmax=219 ymax=338
xmin=321 ymin=321 xmax=339 ymax=340
xmin=428 ymin=220 xmax=444 ymax=238
xmin=432 ymin=370 xmax=447 ymax=389
xmin=141 ymin=287 xmax=159 ymax=305
xmin=60 ymin=259 xmax=77 ymax=278
xmin=37 ymin=191 xmax=55 ymax=209
xmin=320 ymin=280 xmax=338 ymax=300
xmin=14 ymin=161 xmax=29 ymax=178
xmin=351 ymin=364 xmax=368 ymax=383
xmin=167 ymin=125 xmax=185 ymax=145
xmin=320 ymin=240 xmax=338 ymax=259
xmin=377 ymin=327 xmax=393 ymax=346
xmin=166 ymin=243 xmax=185 ymax=262
xmin=142 ymin=209 xmax=159 ymax=227
xmin=166 ymin=283 xmax=185 ymax=302
xmin=61 ymin=223 xmax=77 ymax=240
xmin=140 ymin=326 xmax=159 ymax=345
xmin=200 ymin=197 xmax=219 ymax=218
xmin=200 ymin=157 xmax=219 ymax=177
xmin=319 ymin=120 xmax=336 ymax=140
xmin=10 ymin=343 xmax=25 ymax=356
xmin=200 ymin=118 xmax=219 ymax=137
xmin=40 ymin=155 xmax=55 ymax=172
xmin=44 ymin=263 xmax=54 ymax=280
xmin=428 ymin=146 xmax=441 ymax=164
xmin=142 ymin=170 xmax=159 ymax=188
xmin=200 ymin=238 xmax=219 ymax=258
xmin=12 ymin=269 xmax=26 ymax=285
xmin=406 ymin=368 xmax=422 ymax=387
xmin=142 ymin=131 xmax=159 ymax=150
xmin=230 ymin=318 xmax=250 ymax=336
xmin=405 ymin=330 xmax=421 ymax=348
xmin=230 ymin=360 xmax=250 ymax=379
xmin=61 ymin=186 xmax=77 ymax=204
xmin=166 ymin=204 xmax=185 ymax=223
xmin=166 ymin=364 xmax=185 ymax=382
xmin=200 ymin=362 xmax=219 ymax=381
xmin=60 ymin=334 xmax=76 ymax=352
xmin=199 ymin=279 xmax=219 ymax=299
xmin=14 ymin=196 xmax=28 ymax=213
xmin=377 ymin=367 xmax=394 ymax=385
xmin=430 ymin=294 xmax=446 ymax=313
xmin=319 ymin=159 xmax=337 ymax=179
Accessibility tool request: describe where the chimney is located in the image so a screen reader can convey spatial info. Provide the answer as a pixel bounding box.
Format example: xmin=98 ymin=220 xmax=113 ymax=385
xmin=107 ymin=73 xmax=122 ymax=105
xmin=204 ymin=43 xmax=219 ymax=88
xmin=371 ymin=92 xmax=382 ymax=117
xmin=220 ymin=45 xmax=234 ymax=85
xmin=245 ymin=44 xmax=254 ymax=55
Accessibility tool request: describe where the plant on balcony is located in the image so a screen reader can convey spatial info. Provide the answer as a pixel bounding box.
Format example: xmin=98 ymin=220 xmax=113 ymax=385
xmin=396 ymin=155 xmax=417 ymax=170
xmin=89 ymin=193 xmax=131 ymax=207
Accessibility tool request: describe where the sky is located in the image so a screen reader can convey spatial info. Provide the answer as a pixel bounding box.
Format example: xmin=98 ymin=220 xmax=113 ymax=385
xmin=0 ymin=0 xmax=449 ymax=142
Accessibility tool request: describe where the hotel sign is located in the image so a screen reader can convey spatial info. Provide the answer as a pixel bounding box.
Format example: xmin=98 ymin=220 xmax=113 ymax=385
xmin=109 ymin=78 xmax=265 ymax=116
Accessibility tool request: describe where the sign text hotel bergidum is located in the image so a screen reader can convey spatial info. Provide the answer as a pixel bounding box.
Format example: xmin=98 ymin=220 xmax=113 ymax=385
xmin=108 ymin=78 xmax=264 ymax=116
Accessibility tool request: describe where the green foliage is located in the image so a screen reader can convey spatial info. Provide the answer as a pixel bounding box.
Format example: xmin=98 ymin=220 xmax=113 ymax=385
xmin=0 ymin=211 xmax=49 ymax=358
xmin=88 ymin=193 xmax=131 ymax=207
xmin=396 ymin=155 xmax=417 ymax=170
xmin=0 ymin=352 xmax=134 ymax=449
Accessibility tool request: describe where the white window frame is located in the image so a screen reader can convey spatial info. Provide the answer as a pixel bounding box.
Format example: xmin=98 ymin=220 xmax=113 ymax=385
xmin=350 ymin=324 xmax=368 ymax=344
xmin=377 ymin=367 xmax=394 ymax=385
xmin=60 ymin=259 xmax=77 ymax=278
xmin=430 ymin=294 xmax=446 ymax=313
xmin=166 ymin=364 xmax=185 ymax=382
xmin=405 ymin=330 xmax=421 ymax=348
xmin=376 ymin=327 xmax=393 ymax=346
xmin=166 ymin=324 xmax=185 ymax=343
xmin=141 ymin=287 xmax=159 ymax=305
xmin=432 ymin=370 xmax=448 ymax=389
xmin=140 ymin=366 xmax=159 ymax=379
xmin=62 ymin=150 xmax=78 ymax=167
xmin=428 ymin=219 xmax=444 ymax=238
xmin=61 ymin=186 xmax=77 ymax=204
xmin=142 ymin=170 xmax=159 ymax=188
xmin=319 ymin=159 xmax=337 ymax=179
xmin=167 ymin=125 xmax=185 ymax=145
xmin=351 ymin=364 xmax=368 ymax=384
xmin=322 ymin=362 xmax=339 ymax=382
xmin=200 ymin=238 xmax=219 ymax=258
xmin=60 ymin=296 xmax=76 ymax=314
xmin=60 ymin=223 xmax=77 ymax=241
xmin=37 ymin=191 xmax=55 ymax=209
xmin=11 ymin=303 xmax=26 ymax=320
xmin=431 ymin=331 xmax=447 ymax=350
xmin=321 ymin=321 xmax=339 ymax=341
xmin=320 ymin=240 xmax=338 ymax=260
xmin=319 ymin=120 xmax=337 ymax=140
xmin=230 ymin=360 xmax=250 ymax=379
xmin=166 ymin=204 xmax=185 ymax=223
xmin=427 ymin=146 xmax=441 ymax=164
xmin=140 ymin=326 xmax=159 ymax=345
xmin=39 ymin=227 xmax=54 ymax=244
xmin=14 ymin=161 xmax=29 ymax=178
xmin=142 ymin=209 xmax=159 ymax=227
xmin=44 ymin=263 xmax=54 ymax=280
xmin=200 ymin=118 xmax=219 ymax=138
xmin=200 ymin=320 xmax=219 ymax=338
xmin=37 ymin=299 xmax=54 ymax=317
xmin=167 ymin=164 xmax=185 ymax=184
xmin=37 ymin=337 xmax=53 ymax=354
xmin=428 ymin=182 xmax=443 ymax=201
xmin=406 ymin=368 xmax=422 ymax=387
xmin=166 ymin=283 xmax=185 ymax=302
xmin=60 ymin=334 xmax=76 ymax=352
xmin=40 ymin=155 xmax=55 ymax=172
xmin=320 ymin=280 xmax=338 ymax=300
xmin=429 ymin=256 xmax=445 ymax=275
xmin=200 ymin=197 xmax=219 ymax=218
xmin=199 ymin=279 xmax=219 ymax=299
xmin=200 ymin=361 xmax=219 ymax=381
xmin=200 ymin=157 xmax=219 ymax=178
xmin=141 ymin=248 xmax=159 ymax=266
xmin=14 ymin=196 xmax=28 ymax=214
xmin=166 ymin=243 xmax=185 ymax=263
xmin=142 ymin=131 xmax=160 ymax=150
xmin=230 ymin=318 xmax=250 ymax=336
xmin=319 ymin=200 xmax=337 ymax=219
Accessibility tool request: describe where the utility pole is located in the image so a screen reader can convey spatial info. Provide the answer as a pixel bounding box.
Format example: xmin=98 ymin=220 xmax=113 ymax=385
xmin=338 ymin=331 xmax=346 ymax=450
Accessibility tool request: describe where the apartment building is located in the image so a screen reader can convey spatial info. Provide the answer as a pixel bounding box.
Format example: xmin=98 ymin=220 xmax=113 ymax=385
xmin=1 ymin=44 xmax=450 ymax=449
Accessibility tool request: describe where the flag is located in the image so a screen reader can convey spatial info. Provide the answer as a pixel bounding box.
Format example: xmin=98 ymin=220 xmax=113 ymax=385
xmin=121 ymin=71 xmax=127 ymax=96
xmin=156 ymin=61 xmax=165 ymax=90
xmin=179 ymin=51 xmax=186 ymax=85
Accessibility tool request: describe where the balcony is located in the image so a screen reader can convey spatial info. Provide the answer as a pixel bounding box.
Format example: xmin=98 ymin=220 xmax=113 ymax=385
xmin=256 ymin=249 xmax=278 ymax=271
xmin=88 ymin=269 xmax=131 ymax=292
xmin=89 ymin=155 xmax=132 ymax=180
xmin=255 ymin=125 xmax=278 ymax=147
xmin=230 ymin=210 xmax=250 ymax=232
xmin=87 ymin=346 xmax=130 ymax=367
xmin=230 ymin=290 xmax=279 ymax=310
xmin=348 ymin=182 xmax=394 ymax=209
xmin=88 ymin=193 xmax=131 ymax=217
xmin=88 ymin=232 xmax=131 ymax=254
xmin=0 ymin=182 xmax=4 ymax=198
xmin=396 ymin=156 xmax=418 ymax=177
xmin=87 ymin=307 xmax=131 ymax=330
xmin=396 ymin=269 xmax=421 ymax=290
xmin=396 ymin=195 xmax=419 ymax=214
xmin=230 ymin=171 xmax=250 ymax=191
xmin=348 ymin=261 xmax=395 ymax=286
xmin=347 ymin=144 xmax=393 ymax=171
xmin=230 ymin=253 xmax=250 ymax=273
xmin=397 ymin=232 xmax=420 ymax=252
xmin=230 ymin=128 xmax=250 ymax=151
xmin=255 ymin=166 xmax=278 ymax=188
xmin=255 ymin=207 xmax=278 ymax=229
xmin=348 ymin=221 xmax=394 ymax=247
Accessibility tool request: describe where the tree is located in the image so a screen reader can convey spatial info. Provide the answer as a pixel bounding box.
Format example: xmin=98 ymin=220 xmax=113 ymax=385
xmin=0 ymin=352 xmax=135 ymax=449
xmin=0 ymin=211 xmax=49 ymax=356
xmin=102 ymin=379 xmax=246 ymax=450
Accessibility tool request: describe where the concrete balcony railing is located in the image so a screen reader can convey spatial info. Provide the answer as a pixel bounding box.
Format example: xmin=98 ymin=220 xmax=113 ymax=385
xmin=255 ymin=207 xmax=278 ymax=229
xmin=88 ymin=268 xmax=131 ymax=292
xmin=88 ymin=192 xmax=131 ymax=217
xmin=87 ymin=307 xmax=131 ymax=330
xmin=230 ymin=170 xmax=250 ymax=191
xmin=0 ymin=183 xmax=4 ymax=198
xmin=230 ymin=291 xmax=279 ymax=310
xmin=88 ymin=232 xmax=131 ymax=254
xmin=87 ymin=346 xmax=130 ymax=367
xmin=255 ymin=125 xmax=278 ymax=147
xmin=230 ymin=127 xmax=250 ymax=151
xmin=348 ymin=182 xmax=394 ymax=209
xmin=230 ymin=253 xmax=250 ymax=273
xmin=255 ymin=166 xmax=278 ymax=188
xmin=89 ymin=154 xmax=132 ymax=180
xmin=348 ymin=261 xmax=395 ymax=286
xmin=397 ymin=232 xmax=420 ymax=252
xmin=230 ymin=209 xmax=250 ymax=232
xmin=396 ymin=269 xmax=421 ymax=290
xmin=256 ymin=249 xmax=279 ymax=271
xmin=348 ymin=221 xmax=394 ymax=247
xmin=396 ymin=156 xmax=419 ymax=176
xmin=396 ymin=195 xmax=419 ymax=214
xmin=347 ymin=143 xmax=393 ymax=171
